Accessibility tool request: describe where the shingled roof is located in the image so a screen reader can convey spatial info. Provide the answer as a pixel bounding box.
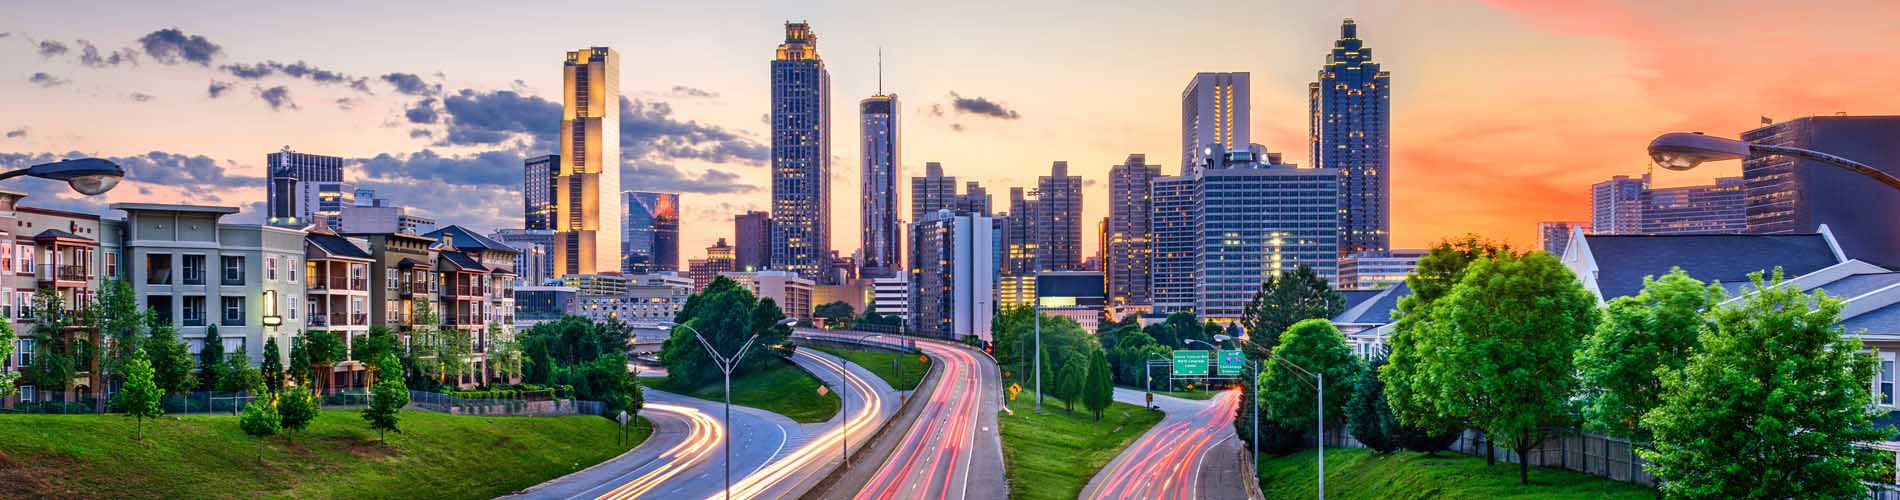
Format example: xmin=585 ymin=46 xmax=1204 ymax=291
xmin=1572 ymin=230 xmax=1843 ymax=300
xmin=424 ymin=225 xmax=517 ymax=254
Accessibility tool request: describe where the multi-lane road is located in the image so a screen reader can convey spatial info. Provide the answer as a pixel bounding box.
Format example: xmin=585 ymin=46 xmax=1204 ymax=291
xmin=853 ymin=336 xmax=1007 ymax=500
xmin=1084 ymin=387 xmax=1253 ymax=500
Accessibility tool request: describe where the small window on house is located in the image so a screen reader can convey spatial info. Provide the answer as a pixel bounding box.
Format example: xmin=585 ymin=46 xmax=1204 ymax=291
xmin=1881 ymin=352 xmax=1896 ymax=408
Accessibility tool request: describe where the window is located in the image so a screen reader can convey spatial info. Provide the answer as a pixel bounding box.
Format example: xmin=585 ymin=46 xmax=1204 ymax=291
xmin=16 ymin=244 xmax=32 ymax=273
xmin=14 ymin=293 xmax=29 ymax=320
xmin=18 ymin=338 xmax=33 ymax=367
xmin=1880 ymin=352 xmax=1896 ymax=408
xmin=387 ymin=268 xmax=398 ymax=290
xmin=288 ymin=296 xmax=300 ymax=320
xmin=148 ymin=296 xmax=174 ymax=325
xmin=182 ymin=296 xmax=206 ymax=326
xmin=267 ymin=257 xmax=278 ymax=281
xmin=18 ymin=385 xmax=34 ymax=403
xmin=0 ymin=290 xmax=9 ymax=320
xmin=221 ymin=296 xmax=245 ymax=326
xmin=287 ymin=259 xmax=298 ymax=283
xmin=181 ymin=255 xmax=203 ymax=285
xmin=222 ymin=256 xmax=244 ymax=285
xmin=105 ymin=251 xmax=119 ymax=279
xmin=1 ymin=244 xmax=12 ymax=273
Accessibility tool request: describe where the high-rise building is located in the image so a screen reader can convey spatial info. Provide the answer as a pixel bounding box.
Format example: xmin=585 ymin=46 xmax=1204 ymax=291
xmin=1181 ymin=72 xmax=1250 ymax=174
xmin=734 ymin=210 xmax=772 ymax=271
xmin=1590 ymin=173 xmax=1746 ymax=235
xmin=911 ymin=162 xmax=991 ymax=221
xmin=1151 ymin=145 xmax=1340 ymax=321
xmin=1592 ymin=174 xmax=1648 ymax=234
xmin=622 ymin=191 xmax=680 ymax=274
xmin=523 ymin=154 xmax=559 ymax=230
xmin=1003 ymin=161 xmax=1084 ymax=278
xmin=1309 ymin=18 xmax=1392 ymax=257
xmin=688 ymin=238 xmax=735 ymax=292
xmin=909 ymin=209 xmax=998 ymax=341
xmin=266 ymin=147 xmax=346 ymax=228
xmin=1741 ymin=115 xmax=1900 ymax=266
xmin=1106 ymin=154 xmax=1160 ymax=306
xmin=1337 ymin=249 xmax=1423 ymax=290
xmin=553 ymin=47 xmax=621 ymax=277
xmin=860 ymin=91 xmax=902 ymax=278
xmin=770 ymin=22 xmax=832 ymax=280
xmin=492 ymin=228 xmax=555 ymax=286
xmin=1537 ymin=221 xmax=1590 ymax=255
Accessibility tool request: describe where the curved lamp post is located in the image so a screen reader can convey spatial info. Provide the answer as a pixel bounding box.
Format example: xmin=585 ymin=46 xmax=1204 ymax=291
xmin=0 ymin=158 xmax=126 ymax=195
xmin=1647 ymin=132 xmax=1900 ymax=192
xmin=658 ymin=317 xmax=799 ymax=500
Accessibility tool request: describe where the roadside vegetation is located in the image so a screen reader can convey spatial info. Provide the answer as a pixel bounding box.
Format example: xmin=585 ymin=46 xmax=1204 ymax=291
xmin=640 ymin=358 xmax=840 ymax=423
xmin=1259 ymin=448 xmax=1650 ymax=499
xmin=810 ymin=346 xmax=930 ymax=391
xmin=997 ymin=393 xmax=1161 ymax=500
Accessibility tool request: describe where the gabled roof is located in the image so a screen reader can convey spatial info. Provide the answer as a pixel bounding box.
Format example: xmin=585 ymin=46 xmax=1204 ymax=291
xmin=1333 ymin=281 xmax=1410 ymax=325
xmin=424 ymin=225 xmax=518 ymax=254
xmin=1579 ymin=232 xmax=1841 ymax=300
xmin=32 ymin=229 xmax=91 ymax=241
xmin=306 ymin=232 xmax=372 ymax=260
xmin=438 ymin=251 xmax=488 ymax=273
xmin=1339 ymin=289 xmax=1384 ymax=313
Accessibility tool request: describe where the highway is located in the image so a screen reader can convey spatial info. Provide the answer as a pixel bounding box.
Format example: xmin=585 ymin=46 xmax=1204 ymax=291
xmin=713 ymin=347 xmax=899 ymax=499
xmin=504 ymin=389 xmax=799 ymax=500
xmin=853 ymin=336 xmax=1008 ymax=500
xmin=1083 ymin=387 xmax=1250 ymax=500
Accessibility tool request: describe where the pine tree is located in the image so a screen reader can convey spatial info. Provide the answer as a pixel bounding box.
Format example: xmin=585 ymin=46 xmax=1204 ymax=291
xmin=198 ymin=325 xmax=225 ymax=392
xmin=1082 ymin=349 xmax=1114 ymax=421
xmin=261 ymin=337 xmax=285 ymax=393
xmin=287 ymin=334 xmax=311 ymax=387
xmin=1056 ymin=357 xmax=1085 ymax=414
xmin=114 ymin=348 xmax=165 ymax=440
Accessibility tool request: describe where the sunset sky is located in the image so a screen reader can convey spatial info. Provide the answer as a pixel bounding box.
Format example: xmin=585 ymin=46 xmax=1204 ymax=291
xmin=5 ymin=0 xmax=1899 ymax=258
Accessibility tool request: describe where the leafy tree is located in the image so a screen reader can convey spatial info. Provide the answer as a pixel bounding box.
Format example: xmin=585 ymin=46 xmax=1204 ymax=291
xmin=303 ymin=330 xmax=346 ymax=392
xmin=406 ymin=298 xmax=470 ymax=386
xmin=486 ymin=322 xmax=524 ymax=382
xmin=1240 ymin=265 xmax=1344 ymax=353
xmin=1576 ymin=269 xmax=1718 ymax=441
xmin=1082 ymin=348 xmax=1114 ymax=421
xmin=261 ymin=337 xmax=285 ymax=392
xmin=363 ymin=378 xmax=409 ymax=444
xmin=1345 ymin=355 xmax=1399 ymax=453
xmin=354 ymin=326 xmax=400 ymax=386
xmin=198 ymin=324 xmax=226 ymax=392
xmin=0 ymin=319 xmax=16 ymax=399
xmin=93 ymin=279 xmax=146 ymax=384
xmin=26 ymin=290 xmax=80 ymax=400
xmin=573 ymin=353 xmax=641 ymax=416
xmin=277 ymin=385 xmax=318 ymax=444
xmin=663 ymin=276 xmax=777 ymax=386
xmin=239 ymin=393 xmax=281 ymax=460
xmin=1408 ymin=252 xmax=1597 ymax=484
xmin=144 ymin=320 xmax=196 ymax=396
xmin=1381 ymin=236 xmax=1513 ymax=438
xmin=814 ymin=301 xmax=855 ymax=327
xmin=749 ymin=297 xmax=795 ymax=360
xmin=1259 ymin=319 xmax=1363 ymax=436
xmin=1054 ymin=356 xmax=1085 ymax=414
xmin=1641 ymin=271 xmax=1890 ymax=498
xmin=114 ymin=348 xmax=164 ymax=440
xmin=218 ymin=347 xmax=266 ymax=394
xmin=992 ymin=308 xmax=1094 ymax=388
xmin=287 ymin=334 xmax=311 ymax=387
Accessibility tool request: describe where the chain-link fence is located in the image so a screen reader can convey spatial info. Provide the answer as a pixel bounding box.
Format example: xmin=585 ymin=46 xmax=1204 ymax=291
xmin=4 ymin=387 xmax=603 ymax=418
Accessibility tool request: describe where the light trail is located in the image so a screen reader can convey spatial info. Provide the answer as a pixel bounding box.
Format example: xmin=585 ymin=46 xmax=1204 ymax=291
xmin=1089 ymin=389 xmax=1241 ymax=499
xmin=591 ymin=402 xmax=723 ymax=500
xmin=857 ymin=340 xmax=983 ymax=500
xmin=709 ymin=348 xmax=886 ymax=500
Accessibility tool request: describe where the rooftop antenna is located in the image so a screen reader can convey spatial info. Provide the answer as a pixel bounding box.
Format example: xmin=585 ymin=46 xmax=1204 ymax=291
xmin=877 ymin=46 xmax=884 ymax=95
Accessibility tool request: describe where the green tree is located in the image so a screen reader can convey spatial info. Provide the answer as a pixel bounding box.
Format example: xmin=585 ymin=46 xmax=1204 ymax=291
xmin=198 ymin=324 xmax=225 ymax=392
xmin=94 ymin=279 xmax=146 ymax=384
xmin=26 ymin=290 xmax=80 ymax=401
xmin=1576 ymin=269 xmax=1718 ymax=441
xmin=1410 ymin=252 xmax=1598 ymax=484
xmin=1641 ymin=270 xmax=1889 ymax=498
xmin=748 ymin=297 xmax=795 ymax=361
xmin=0 ymin=319 xmax=16 ymax=399
xmin=1259 ymin=319 xmax=1362 ymax=435
xmin=1054 ymin=356 xmax=1085 ymax=414
xmin=261 ymin=336 xmax=285 ymax=392
xmin=114 ymin=348 xmax=164 ymax=440
xmin=239 ymin=394 xmax=281 ymax=460
xmin=303 ymin=330 xmax=346 ymax=392
xmin=1381 ymin=236 xmax=1513 ymax=438
xmin=814 ymin=301 xmax=855 ymax=327
xmin=144 ymin=320 xmax=196 ymax=396
xmin=287 ymin=334 xmax=311 ymax=387
xmin=1241 ymin=265 xmax=1344 ymax=352
xmin=1082 ymin=348 xmax=1114 ymax=421
xmin=664 ymin=277 xmax=772 ymax=386
xmin=218 ymin=348 xmax=266 ymax=394
xmin=486 ymin=322 xmax=524 ymax=382
xmin=363 ymin=378 xmax=409 ymax=444
xmin=1345 ymin=355 xmax=1399 ymax=453
xmin=354 ymin=326 xmax=400 ymax=386
xmin=277 ymin=385 xmax=318 ymax=444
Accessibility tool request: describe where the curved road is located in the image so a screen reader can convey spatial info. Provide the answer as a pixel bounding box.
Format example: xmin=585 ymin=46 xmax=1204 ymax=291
xmin=854 ymin=336 xmax=1007 ymax=500
xmin=1084 ymin=387 xmax=1249 ymax=500
xmin=717 ymin=347 xmax=898 ymax=499
xmin=505 ymin=389 xmax=799 ymax=500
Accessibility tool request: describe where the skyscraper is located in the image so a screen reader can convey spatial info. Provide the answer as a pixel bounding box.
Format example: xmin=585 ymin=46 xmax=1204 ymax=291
xmin=909 ymin=209 xmax=998 ymax=341
xmin=1591 ymin=174 xmax=1648 ymax=234
xmin=622 ymin=191 xmax=680 ymax=274
xmin=1151 ymin=145 xmax=1340 ymax=321
xmin=1590 ymin=173 xmax=1746 ymax=235
xmin=770 ymin=21 xmax=832 ymax=280
xmin=1181 ymin=72 xmax=1250 ymax=174
xmin=734 ymin=210 xmax=772 ymax=272
xmin=1106 ymin=154 xmax=1160 ymax=306
xmin=1310 ymin=18 xmax=1392 ymax=257
xmin=266 ymin=147 xmax=346 ymax=227
xmin=553 ymin=47 xmax=621 ymax=277
xmin=1004 ymin=161 xmax=1084 ymax=275
xmin=912 ymin=162 xmax=957 ymax=222
xmin=1741 ymin=115 xmax=1900 ymax=265
xmin=523 ymin=154 xmax=559 ymax=230
xmin=860 ymin=91 xmax=902 ymax=278
xmin=1537 ymin=221 xmax=1590 ymax=255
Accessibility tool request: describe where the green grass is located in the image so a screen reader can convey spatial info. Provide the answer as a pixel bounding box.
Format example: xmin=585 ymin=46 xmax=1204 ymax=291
xmin=1115 ymin=384 xmax=1222 ymax=401
xmin=0 ymin=409 xmax=648 ymax=499
xmin=811 ymin=346 xmax=931 ymax=390
xmin=1258 ymin=447 xmax=1653 ymax=499
xmin=998 ymin=394 xmax=1164 ymax=500
xmin=642 ymin=357 xmax=842 ymax=423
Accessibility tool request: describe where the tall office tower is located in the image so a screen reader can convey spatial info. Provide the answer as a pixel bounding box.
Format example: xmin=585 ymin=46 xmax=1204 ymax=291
xmin=1106 ymin=154 xmax=1161 ymax=305
xmin=957 ymin=181 xmax=992 ymax=216
xmin=1537 ymin=221 xmax=1590 ymax=255
xmin=622 ymin=192 xmax=680 ymax=273
xmin=1309 ymin=18 xmax=1392 ymax=257
xmin=523 ymin=154 xmax=559 ymax=230
xmin=1181 ymin=72 xmax=1250 ymax=174
xmin=688 ymin=238 xmax=736 ymax=291
xmin=1029 ymin=161 xmax=1085 ymax=271
xmin=860 ymin=91 xmax=902 ymax=278
xmin=1641 ymin=177 xmax=1746 ymax=234
xmin=553 ymin=47 xmax=621 ymax=277
xmin=266 ymin=147 xmax=346 ymax=227
xmin=908 ymin=209 xmax=998 ymax=341
xmin=1591 ymin=174 xmax=1648 ymax=234
xmin=1003 ymin=187 xmax=1036 ymax=277
xmin=1742 ymin=115 xmax=1900 ymax=265
xmin=734 ymin=210 xmax=773 ymax=271
xmin=770 ymin=21 xmax=832 ymax=280
xmin=911 ymin=162 xmax=956 ymax=222
xmin=1151 ymin=145 xmax=1340 ymax=321
xmin=492 ymin=228 xmax=556 ymax=286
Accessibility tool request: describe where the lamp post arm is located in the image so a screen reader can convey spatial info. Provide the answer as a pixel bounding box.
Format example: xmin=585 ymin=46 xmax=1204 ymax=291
xmin=1751 ymin=143 xmax=1900 ymax=192
xmin=0 ymin=168 xmax=28 ymax=182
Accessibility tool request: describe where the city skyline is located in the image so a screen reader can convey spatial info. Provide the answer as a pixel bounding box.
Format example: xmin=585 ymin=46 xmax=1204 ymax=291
xmin=5 ymin=1 xmax=1899 ymax=260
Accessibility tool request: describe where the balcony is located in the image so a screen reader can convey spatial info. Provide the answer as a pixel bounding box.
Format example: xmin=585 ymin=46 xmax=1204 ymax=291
xmin=308 ymin=314 xmax=330 ymax=327
xmin=38 ymin=264 xmax=89 ymax=284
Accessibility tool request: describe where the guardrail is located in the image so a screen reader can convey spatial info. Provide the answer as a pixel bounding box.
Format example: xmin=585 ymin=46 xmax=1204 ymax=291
xmin=790 ymin=331 xmax=918 ymax=353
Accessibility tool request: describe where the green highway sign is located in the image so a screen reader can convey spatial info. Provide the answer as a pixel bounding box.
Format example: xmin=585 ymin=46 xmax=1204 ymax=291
xmin=1218 ymin=350 xmax=1245 ymax=376
xmin=1173 ymin=350 xmax=1209 ymax=376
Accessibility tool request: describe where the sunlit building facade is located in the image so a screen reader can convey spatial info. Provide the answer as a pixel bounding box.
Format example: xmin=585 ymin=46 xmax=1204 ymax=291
xmin=553 ymin=47 xmax=621 ymax=277
xmin=770 ymin=22 xmax=832 ymax=281
xmin=1310 ymin=18 xmax=1391 ymax=257
xmin=1182 ymin=72 xmax=1249 ymax=175
xmin=860 ymin=93 xmax=902 ymax=278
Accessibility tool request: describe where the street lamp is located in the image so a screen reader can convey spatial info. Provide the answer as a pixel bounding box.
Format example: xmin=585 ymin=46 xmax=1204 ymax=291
xmin=0 ymin=158 xmax=126 ymax=195
xmin=1217 ymin=330 xmax=1325 ymax=499
xmin=659 ymin=317 xmax=799 ymax=500
xmin=1647 ymin=132 xmax=1900 ymax=192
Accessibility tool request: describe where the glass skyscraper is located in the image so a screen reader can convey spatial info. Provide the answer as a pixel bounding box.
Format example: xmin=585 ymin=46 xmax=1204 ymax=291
xmin=1181 ymin=73 xmax=1250 ymax=175
xmin=1106 ymin=154 xmax=1160 ymax=306
xmin=523 ymin=154 xmax=559 ymax=231
xmin=860 ymin=92 xmax=901 ymax=278
xmin=266 ymin=147 xmax=345 ymax=227
xmin=1309 ymin=18 xmax=1391 ymax=257
xmin=622 ymin=191 xmax=679 ymax=274
xmin=1741 ymin=115 xmax=1900 ymax=266
xmin=770 ymin=22 xmax=832 ymax=281
xmin=1151 ymin=145 xmax=1340 ymax=321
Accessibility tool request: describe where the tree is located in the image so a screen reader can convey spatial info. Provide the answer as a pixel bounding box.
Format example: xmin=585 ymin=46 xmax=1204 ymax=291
xmin=1576 ymin=269 xmax=1718 ymax=441
xmin=1345 ymin=355 xmax=1400 ymax=453
xmin=198 ymin=324 xmax=226 ymax=392
xmin=664 ymin=276 xmax=770 ymax=386
xmin=218 ymin=348 xmax=266 ymax=394
xmin=814 ymin=301 xmax=855 ymax=327
xmin=354 ymin=326 xmax=400 ymax=386
xmin=1381 ymin=236 xmax=1513 ymax=439
xmin=114 ymin=348 xmax=164 ymax=440
xmin=748 ymin=297 xmax=795 ymax=363
xmin=1259 ymin=319 xmax=1363 ymax=436
xmin=277 ymin=385 xmax=318 ymax=444
xmin=363 ymin=378 xmax=409 ymax=444
xmin=303 ymin=331 xmax=346 ymax=392
xmin=1241 ymin=265 xmax=1344 ymax=352
xmin=1409 ymin=252 xmax=1598 ymax=484
xmin=145 ymin=320 xmax=196 ymax=396
xmin=239 ymin=393 xmax=281 ymax=460
xmin=1082 ymin=348 xmax=1114 ymax=421
xmin=261 ymin=337 xmax=285 ymax=392
xmin=287 ymin=334 xmax=311 ymax=387
xmin=26 ymin=290 xmax=80 ymax=401
xmin=1054 ymin=356 xmax=1085 ymax=414
xmin=94 ymin=279 xmax=146 ymax=385
xmin=486 ymin=322 xmax=524 ymax=383
xmin=1641 ymin=270 xmax=1889 ymax=498
xmin=0 ymin=319 xmax=16 ymax=400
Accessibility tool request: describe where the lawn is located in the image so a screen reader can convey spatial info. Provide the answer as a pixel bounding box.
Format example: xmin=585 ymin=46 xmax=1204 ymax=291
xmin=1258 ymin=447 xmax=1653 ymax=499
xmin=811 ymin=346 xmax=931 ymax=390
xmin=997 ymin=394 xmax=1164 ymax=500
xmin=0 ymin=409 xmax=648 ymax=500
xmin=1115 ymin=384 xmax=1223 ymax=401
xmin=641 ymin=356 xmax=841 ymax=423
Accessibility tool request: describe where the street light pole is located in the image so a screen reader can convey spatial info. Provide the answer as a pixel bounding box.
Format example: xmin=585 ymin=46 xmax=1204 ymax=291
xmin=1217 ymin=331 xmax=1321 ymax=499
xmin=1647 ymin=132 xmax=1900 ymax=192
xmin=0 ymin=158 xmax=126 ymax=195
xmin=662 ymin=317 xmax=797 ymax=500
xmin=1034 ymin=303 xmax=1042 ymax=414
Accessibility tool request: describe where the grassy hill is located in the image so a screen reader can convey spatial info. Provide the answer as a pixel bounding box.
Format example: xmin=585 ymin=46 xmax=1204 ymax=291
xmin=1259 ymin=447 xmax=1652 ymax=499
xmin=640 ymin=356 xmax=841 ymax=423
xmin=998 ymin=395 xmax=1164 ymax=500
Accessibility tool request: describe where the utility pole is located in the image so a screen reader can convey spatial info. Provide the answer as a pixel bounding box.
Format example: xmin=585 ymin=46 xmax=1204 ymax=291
xmin=1033 ymin=303 xmax=1042 ymax=413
